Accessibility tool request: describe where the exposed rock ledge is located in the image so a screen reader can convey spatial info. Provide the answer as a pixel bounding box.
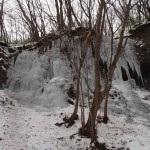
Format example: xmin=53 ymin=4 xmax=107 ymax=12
xmin=129 ymin=22 xmax=150 ymax=89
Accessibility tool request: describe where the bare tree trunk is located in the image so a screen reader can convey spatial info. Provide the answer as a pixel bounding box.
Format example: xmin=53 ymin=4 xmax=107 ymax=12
xmin=55 ymin=0 xmax=61 ymax=30
xmin=65 ymin=68 xmax=81 ymax=127
xmin=59 ymin=0 xmax=65 ymax=29
xmin=16 ymin=0 xmax=40 ymax=41
xmin=79 ymin=0 xmax=132 ymax=144
xmin=64 ymin=31 xmax=92 ymax=127
xmin=80 ymin=77 xmax=85 ymax=130
xmin=103 ymin=0 xmax=132 ymax=124
xmin=54 ymin=0 xmax=66 ymax=30
xmin=103 ymin=94 xmax=109 ymax=123
xmin=79 ymin=0 xmax=105 ymax=142
xmin=65 ymin=0 xmax=73 ymax=31
xmin=0 ymin=0 xmax=6 ymax=41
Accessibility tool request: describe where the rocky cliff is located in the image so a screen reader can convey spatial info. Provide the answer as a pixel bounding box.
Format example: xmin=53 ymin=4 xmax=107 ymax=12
xmin=0 ymin=42 xmax=12 ymax=88
xmin=0 ymin=26 xmax=148 ymax=90
xmin=129 ymin=22 xmax=150 ymax=89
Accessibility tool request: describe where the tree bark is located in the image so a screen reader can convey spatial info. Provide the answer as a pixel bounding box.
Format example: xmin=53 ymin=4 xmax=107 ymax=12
xmin=103 ymin=0 xmax=132 ymax=124
xmin=79 ymin=0 xmax=105 ymax=142
xmin=16 ymin=0 xmax=40 ymax=41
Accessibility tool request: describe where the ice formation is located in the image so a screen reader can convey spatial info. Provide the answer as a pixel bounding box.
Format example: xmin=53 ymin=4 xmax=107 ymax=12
xmin=100 ymin=38 xmax=142 ymax=81
xmin=116 ymin=40 xmax=142 ymax=80
xmin=6 ymin=35 xmax=142 ymax=110
xmin=6 ymin=49 xmax=73 ymax=111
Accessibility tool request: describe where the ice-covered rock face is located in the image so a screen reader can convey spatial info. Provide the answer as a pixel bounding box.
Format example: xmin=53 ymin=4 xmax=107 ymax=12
xmin=130 ymin=23 xmax=150 ymax=88
xmin=6 ymin=35 xmax=142 ymax=110
xmin=6 ymin=50 xmax=73 ymax=111
xmin=114 ymin=39 xmax=142 ymax=81
xmin=0 ymin=42 xmax=16 ymax=88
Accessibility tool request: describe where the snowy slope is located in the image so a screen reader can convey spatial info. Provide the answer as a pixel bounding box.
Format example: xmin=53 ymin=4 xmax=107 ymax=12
xmin=0 ymin=82 xmax=150 ymax=150
xmin=1 ymin=36 xmax=149 ymax=150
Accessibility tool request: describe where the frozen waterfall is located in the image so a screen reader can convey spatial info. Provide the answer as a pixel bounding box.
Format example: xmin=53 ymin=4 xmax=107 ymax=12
xmin=5 ymin=36 xmax=142 ymax=110
xmin=6 ymin=49 xmax=73 ymax=111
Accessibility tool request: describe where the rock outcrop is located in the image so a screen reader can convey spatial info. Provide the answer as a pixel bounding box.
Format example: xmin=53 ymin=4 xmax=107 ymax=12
xmin=0 ymin=42 xmax=18 ymax=88
xmin=129 ymin=22 xmax=150 ymax=89
xmin=1 ymin=26 xmax=149 ymax=89
xmin=0 ymin=42 xmax=10 ymax=88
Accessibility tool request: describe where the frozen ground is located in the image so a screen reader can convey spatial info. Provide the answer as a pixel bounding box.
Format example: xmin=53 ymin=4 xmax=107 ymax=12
xmin=0 ymin=82 xmax=150 ymax=150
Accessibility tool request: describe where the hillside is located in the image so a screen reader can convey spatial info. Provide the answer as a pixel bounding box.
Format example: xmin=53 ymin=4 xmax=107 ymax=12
xmin=0 ymin=24 xmax=149 ymax=150
xmin=0 ymin=80 xmax=150 ymax=150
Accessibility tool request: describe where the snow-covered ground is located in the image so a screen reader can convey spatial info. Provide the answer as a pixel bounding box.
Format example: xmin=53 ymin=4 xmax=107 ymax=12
xmin=1 ymin=45 xmax=149 ymax=149
xmin=0 ymin=90 xmax=90 ymax=150
xmin=0 ymin=82 xmax=150 ymax=150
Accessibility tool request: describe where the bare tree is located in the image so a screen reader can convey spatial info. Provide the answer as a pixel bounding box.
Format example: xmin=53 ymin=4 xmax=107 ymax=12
xmin=79 ymin=0 xmax=132 ymax=145
xmin=0 ymin=0 xmax=4 ymax=39
xmin=16 ymin=0 xmax=40 ymax=41
xmin=1 ymin=0 xmax=144 ymax=147
xmin=62 ymin=30 xmax=92 ymax=127
xmin=103 ymin=0 xmax=132 ymax=123
xmin=64 ymin=0 xmax=77 ymax=30
xmin=76 ymin=0 xmax=106 ymax=143
xmin=0 ymin=0 xmax=8 ymax=42
xmin=54 ymin=0 xmax=66 ymax=31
